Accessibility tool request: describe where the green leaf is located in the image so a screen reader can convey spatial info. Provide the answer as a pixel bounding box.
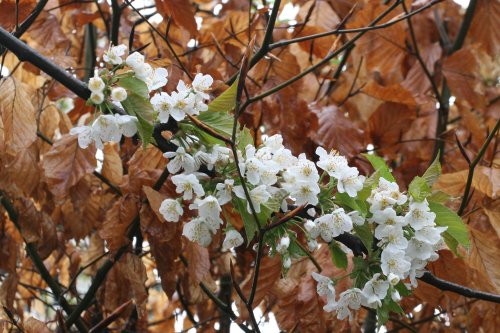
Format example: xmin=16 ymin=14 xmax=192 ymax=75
xmin=376 ymin=307 xmax=389 ymax=325
xmin=330 ymin=243 xmax=348 ymax=270
xmin=408 ymin=176 xmax=432 ymax=202
xmin=429 ymin=190 xmax=451 ymax=204
xmin=232 ymin=197 xmax=258 ymax=243
xmin=118 ymin=77 xmax=149 ymax=99
xmin=363 ymin=154 xmax=396 ymax=182
xmin=207 ymin=80 xmax=238 ymax=113
xmin=394 ymin=282 xmax=411 ymax=297
xmin=442 ymin=231 xmax=460 ymax=256
xmin=237 ymin=127 xmax=254 ymax=150
xmin=121 ymin=93 xmax=155 ymax=147
xmin=197 ymin=111 xmax=234 ymax=137
xmin=422 ymin=153 xmax=442 ymax=187
xmin=428 ymin=202 xmax=470 ymax=248
xmin=353 ymin=224 xmax=373 ymax=254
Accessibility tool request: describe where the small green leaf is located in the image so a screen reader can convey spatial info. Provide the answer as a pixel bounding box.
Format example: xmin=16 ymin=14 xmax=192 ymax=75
xmin=408 ymin=176 xmax=432 ymax=202
xmin=363 ymin=154 xmax=396 ymax=182
xmin=422 ymin=153 xmax=442 ymax=187
xmin=442 ymin=231 xmax=460 ymax=256
xmin=197 ymin=111 xmax=234 ymax=137
xmin=353 ymin=224 xmax=373 ymax=254
xmin=394 ymin=282 xmax=411 ymax=297
xmin=118 ymin=77 xmax=149 ymax=99
xmin=330 ymin=243 xmax=348 ymax=270
xmin=429 ymin=190 xmax=451 ymax=204
xmin=207 ymin=80 xmax=238 ymax=113
xmin=121 ymin=93 xmax=155 ymax=147
xmin=232 ymin=197 xmax=258 ymax=243
xmin=376 ymin=307 xmax=389 ymax=325
xmin=237 ymin=127 xmax=254 ymax=150
xmin=429 ymin=201 xmax=470 ymax=248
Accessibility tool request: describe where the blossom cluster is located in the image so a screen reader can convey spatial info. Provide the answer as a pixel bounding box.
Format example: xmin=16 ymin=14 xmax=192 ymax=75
xmin=70 ymin=44 xmax=213 ymax=149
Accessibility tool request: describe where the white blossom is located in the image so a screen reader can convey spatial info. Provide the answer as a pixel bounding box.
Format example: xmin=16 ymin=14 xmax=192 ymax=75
xmin=312 ymin=272 xmax=335 ymax=298
xmin=159 ymin=198 xmax=183 ymax=222
xmin=183 ymin=218 xmax=212 ymax=247
xmin=276 ymin=235 xmax=290 ymax=254
xmin=111 ymin=87 xmax=128 ymax=102
xmin=192 ymin=73 xmax=213 ymax=100
xmin=288 ymin=181 xmax=320 ymax=206
xmin=336 ymin=166 xmax=365 ymax=197
xmin=171 ymin=173 xmax=205 ymax=200
xmin=222 ymin=230 xmax=244 ymax=250
xmin=362 ymin=273 xmax=390 ymax=308
xmin=114 ymin=114 xmax=138 ymax=137
xmin=315 ymin=147 xmax=348 ymax=178
xmin=103 ymin=44 xmax=127 ymax=65
xmin=414 ymin=226 xmax=447 ymax=245
xmin=70 ymin=126 xmax=93 ymax=148
xmin=147 ymin=67 xmax=168 ymax=91
xmin=335 ymin=288 xmax=364 ymax=320
xmin=313 ymin=208 xmax=353 ymax=242
xmin=163 ymin=147 xmax=196 ymax=174
xmin=406 ymin=238 xmax=434 ymax=260
xmin=215 ymin=179 xmax=234 ymax=205
xmin=88 ymin=71 xmax=105 ymax=94
xmin=91 ymin=115 xmax=122 ymax=149
xmin=375 ymin=225 xmax=408 ymax=251
xmin=125 ymin=52 xmax=144 ymax=69
xmin=404 ymin=199 xmax=436 ymax=230
xmin=234 ymin=185 xmax=271 ymax=214
xmin=381 ymin=248 xmax=411 ymax=279
xmin=191 ymin=195 xmax=221 ymax=220
xmin=90 ymin=92 xmax=105 ymax=105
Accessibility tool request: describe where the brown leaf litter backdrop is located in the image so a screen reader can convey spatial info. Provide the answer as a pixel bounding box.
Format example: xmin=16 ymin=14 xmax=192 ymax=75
xmin=0 ymin=0 xmax=499 ymax=332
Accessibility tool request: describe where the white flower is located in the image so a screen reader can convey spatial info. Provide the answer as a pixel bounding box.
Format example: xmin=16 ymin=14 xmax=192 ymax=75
xmin=408 ymin=259 xmax=427 ymax=287
xmin=163 ymin=147 xmax=196 ymax=174
xmin=263 ymin=134 xmax=284 ymax=151
xmin=362 ymin=273 xmax=389 ymax=308
xmin=114 ymin=114 xmax=138 ymax=137
xmin=315 ymin=147 xmax=348 ymax=178
xmin=234 ymin=185 xmax=271 ymax=214
xmin=313 ymin=208 xmax=353 ymax=242
xmin=337 ymin=166 xmax=365 ymax=197
xmin=70 ymin=126 xmax=93 ymax=148
xmin=307 ymin=208 xmax=316 ymax=217
xmin=88 ymin=71 xmax=105 ymax=94
xmin=272 ymin=148 xmax=297 ymax=169
xmin=134 ymin=63 xmax=153 ymax=81
xmin=148 ymin=67 xmax=169 ymax=91
xmin=288 ymin=181 xmax=320 ymax=206
xmin=90 ymin=92 xmax=105 ymax=105
xmin=378 ymin=178 xmax=407 ymax=205
xmin=171 ymin=173 xmax=205 ymax=200
xmin=169 ymin=90 xmax=196 ymax=119
xmin=335 ymin=288 xmax=364 ymax=320
xmin=111 ymin=87 xmax=128 ymax=102
xmin=387 ymin=273 xmax=400 ymax=286
xmin=159 ymin=198 xmax=183 ymax=222
xmin=369 ymin=192 xmax=397 ymax=213
xmin=375 ymin=225 xmax=408 ymax=251
xmin=55 ymin=97 xmax=74 ymax=113
xmin=192 ymin=73 xmax=213 ymax=100
xmin=307 ymin=239 xmax=318 ymax=251
xmin=405 ymin=199 xmax=436 ymax=230
xmin=406 ymin=238 xmax=433 ymax=260
xmin=222 ymin=230 xmax=244 ymax=250
xmin=103 ymin=44 xmax=127 ymax=65
xmin=92 ymin=115 xmax=122 ymax=149
xmin=191 ymin=195 xmax=221 ymax=220
xmin=381 ymin=248 xmax=411 ymax=279
xmin=183 ymin=218 xmax=212 ymax=247
xmin=210 ymin=145 xmax=232 ymax=167
xmin=348 ymin=211 xmax=365 ymax=226
xmin=126 ymin=52 xmax=144 ymax=69
xmin=414 ymin=226 xmax=447 ymax=245
xmin=391 ymin=289 xmax=402 ymax=302
xmin=276 ymin=235 xmax=290 ymax=254
xmin=312 ymin=272 xmax=335 ymax=298
xmin=287 ymin=154 xmax=320 ymax=183
xmin=215 ymin=179 xmax=234 ymax=205
xmin=304 ymin=219 xmax=319 ymax=238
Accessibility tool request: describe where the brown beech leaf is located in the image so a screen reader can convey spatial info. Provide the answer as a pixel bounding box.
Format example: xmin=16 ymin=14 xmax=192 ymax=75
xmin=102 ymin=143 xmax=123 ymax=187
xmin=184 ymin=241 xmax=210 ymax=284
xmin=442 ymin=49 xmax=485 ymax=109
xmin=468 ymin=0 xmax=500 ymax=56
xmin=468 ymin=226 xmax=500 ymax=292
xmin=23 ymin=317 xmax=51 ymax=333
xmin=484 ymin=207 xmax=500 ymax=240
xmin=0 ymin=0 xmax=36 ymax=30
xmin=312 ymin=104 xmax=365 ymax=159
xmin=0 ymin=78 xmax=37 ymax=155
xmin=2 ymin=142 xmax=40 ymax=196
xmin=142 ymin=186 xmax=168 ymax=223
xmin=43 ymin=134 xmax=97 ymax=198
xmin=155 ymin=0 xmax=196 ymax=35
xmin=367 ymin=103 xmax=417 ymax=154
xmin=434 ymin=167 xmax=499 ymax=199
xmin=13 ymin=197 xmax=42 ymax=243
xmin=99 ymin=194 xmax=140 ymax=251
xmin=0 ymin=273 xmax=17 ymax=311
xmin=363 ymin=81 xmax=417 ymax=106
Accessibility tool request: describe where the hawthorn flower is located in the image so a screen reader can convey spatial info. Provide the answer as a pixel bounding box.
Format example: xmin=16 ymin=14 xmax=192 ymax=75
xmin=414 ymin=226 xmax=447 ymax=245
xmin=234 ymin=185 xmax=271 ymax=214
xmin=276 ymin=235 xmax=290 ymax=254
xmin=111 ymin=87 xmax=127 ymax=102
xmin=312 ymin=272 xmax=335 ymax=298
xmin=126 ymin=52 xmax=144 ymax=69
xmin=381 ymin=248 xmax=411 ymax=279
xmin=404 ymin=199 xmax=436 ymax=230
xmin=337 ymin=166 xmax=365 ymax=197
xmin=163 ymin=147 xmax=196 ymax=174
xmin=362 ymin=273 xmax=389 ymax=308
xmin=171 ymin=173 xmax=205 ymax=200
xmin=183 ymin=218 xmax=212 ymax=247
xmin=222 ymin=230 xmax=244 ymax=250
xmin=55 ymin=97 xmax=74 ymax=113
xmin=192 ymin=73 xmax=213 ymax=100
xmin=315 ymin=147 xmax=348 ymax=177
xmin=103 ymin=44 xmax=127 ymax=65
xmin=191 ymin=195 xmax=221 ymax=220
xmin=92 ymin=115 xmax=122 ymax=149
xmin=215 ymin=179 xmax=234 ymax=205
xmin=114 ymin=114 xmax=138 ymax=137
xmin=159 ymin=198 xmax=183 ymax=222
xmin=70 ymin=126 xmax=93 ymax=148
xmin=88 ymin=71 xmax=105 ymax=94
xmin=90 ymin=92 xmax=105 ymax=105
